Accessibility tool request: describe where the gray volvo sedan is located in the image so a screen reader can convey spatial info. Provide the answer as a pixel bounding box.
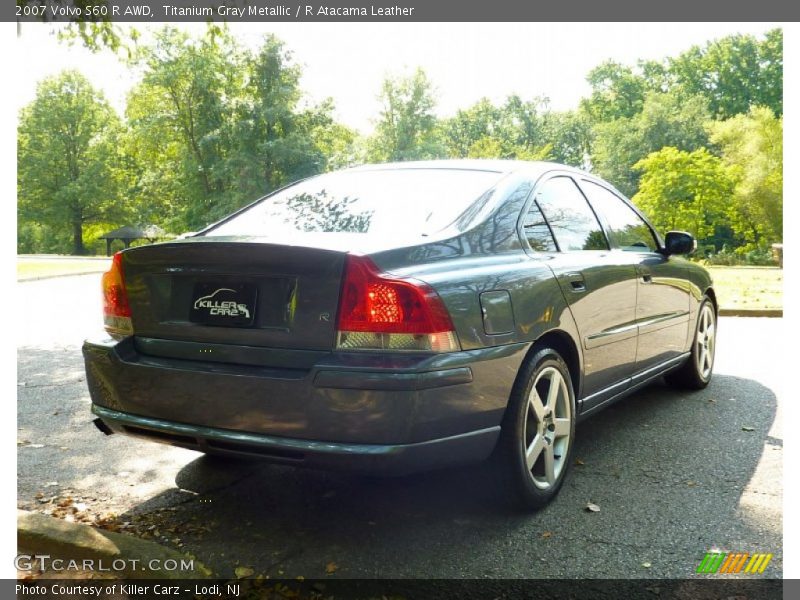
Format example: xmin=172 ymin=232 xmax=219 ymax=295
xmin=84 ymin=160 xmax=717 ymax=508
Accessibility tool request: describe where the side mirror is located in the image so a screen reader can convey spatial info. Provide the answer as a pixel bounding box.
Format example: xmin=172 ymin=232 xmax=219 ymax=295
xmin=663 ymin=231 xmax=696 ymax=256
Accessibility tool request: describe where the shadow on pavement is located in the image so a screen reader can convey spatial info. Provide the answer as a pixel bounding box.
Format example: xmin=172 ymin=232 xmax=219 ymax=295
xmin=95 ymin=373 xmax=780 ymax=578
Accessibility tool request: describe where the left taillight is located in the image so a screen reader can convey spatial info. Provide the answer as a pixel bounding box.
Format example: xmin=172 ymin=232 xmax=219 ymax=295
xmin=335 ymin=255 xmax=461 ymax=353
xmin=102 ymin=252 xmax=133 ymax=338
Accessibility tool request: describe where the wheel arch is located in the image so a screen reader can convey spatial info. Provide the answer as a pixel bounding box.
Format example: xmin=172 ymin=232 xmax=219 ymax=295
xmin=704 ymin=286 xmax=718 ymax=315
xmin=511 ymin=329 xmax=582 ymax=404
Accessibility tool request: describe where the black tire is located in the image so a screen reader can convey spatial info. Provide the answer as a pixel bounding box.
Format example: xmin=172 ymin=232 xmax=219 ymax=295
xmin=496 ymin=346 xmax=577 ymax=510
xmin=665 ymin=297 xmax=717 ymax=390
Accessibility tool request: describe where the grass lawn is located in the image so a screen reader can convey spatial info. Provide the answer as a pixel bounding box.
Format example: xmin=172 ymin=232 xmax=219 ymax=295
xmin=707 ymin=266 xmax=782 ymax=311
xmin=17 ymin=256 xmax=110 ymax=280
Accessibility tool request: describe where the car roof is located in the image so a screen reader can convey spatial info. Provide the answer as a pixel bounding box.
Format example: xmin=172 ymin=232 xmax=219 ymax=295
xmin=345 ymin=159 xmax=592 ymax=180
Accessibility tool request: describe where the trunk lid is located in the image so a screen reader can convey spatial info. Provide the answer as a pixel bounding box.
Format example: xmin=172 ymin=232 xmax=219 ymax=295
xmin=122 ymin=240 xmax=345 ymax=352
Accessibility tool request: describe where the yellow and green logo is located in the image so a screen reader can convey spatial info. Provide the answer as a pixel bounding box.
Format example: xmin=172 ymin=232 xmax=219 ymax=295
xmin=697 ymin=551 xmax=773 ymax=574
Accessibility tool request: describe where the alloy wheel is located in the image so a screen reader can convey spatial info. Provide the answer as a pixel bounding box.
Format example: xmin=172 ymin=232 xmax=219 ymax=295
xmin=695 ymin=303 xmax=716 ymax=379
xmin=523 ymin=366 xmax=572 ymax=490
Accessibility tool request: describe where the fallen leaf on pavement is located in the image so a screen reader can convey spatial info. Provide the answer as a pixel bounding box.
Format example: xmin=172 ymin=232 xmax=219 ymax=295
xmin=325 ymin=562 xmax=338 ymax=574
xmin=542 ymin=531 xmax=552 ymax=538
xmin=585 ymin=502 xmax=601 ymax=513
xmin=742 ymin=426 xmax=755 ymax=432
xmin=234 ymin=566 xmax=254 ymax=579
xmin=642 ymin=562 xmax=652 ymax=568
xmin=575 ymin=458 xmax=585 ymax=466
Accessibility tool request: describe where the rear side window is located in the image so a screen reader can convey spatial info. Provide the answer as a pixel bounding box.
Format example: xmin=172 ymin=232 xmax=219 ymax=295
xmin=534 ymin=177 xmax=608 ymax=251
xmin=581 ymin=181 xmax=658 ymax=252
xmin=521 ymin=201 xmax=557 ymax=252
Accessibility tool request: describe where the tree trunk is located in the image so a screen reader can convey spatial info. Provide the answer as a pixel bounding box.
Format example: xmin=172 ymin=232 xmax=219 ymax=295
xmin=72 ymin=218 xmax=85 ymax=256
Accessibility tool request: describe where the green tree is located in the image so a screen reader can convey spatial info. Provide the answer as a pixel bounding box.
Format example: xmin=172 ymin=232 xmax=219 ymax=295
xmin=633 ymin=147 xmax=733 ymax=242
xmin=590 ymin=90 xmax=711 ymax=197
xmin=440 ymin=98 xmax=503 ymax=158
xmin=304 ymin=101 xmax=359 ymax=172
xmin=229 ymin=35 xmax=332 ymax=209
xmin=707 ymin=106 xmax=783 ymax=247
xmin=541 ymin=110 xmax=592 ymax=168
xmin=18 ymin=70 xmax=126 ymax=254
xmin=127 ymin=28 xmax=344 ymax=231
xmin=440 ymin=95 xmax=557 ymax=161
xmin=580 ymin=61 xmax=650 ymax=122
xmin=668 ymin=29 xmax=783 ymax=118
xmin=126 ymin=26 xmax=245 ymax=230
xmin=367 ymin=68 xmax=444 ymax=162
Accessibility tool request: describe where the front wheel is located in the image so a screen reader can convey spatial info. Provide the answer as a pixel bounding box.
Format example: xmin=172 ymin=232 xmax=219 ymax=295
xmin=666 ymin=297 xmax=717 ymax=390
xmin=496 ymin=347 xmax=576 ymax=510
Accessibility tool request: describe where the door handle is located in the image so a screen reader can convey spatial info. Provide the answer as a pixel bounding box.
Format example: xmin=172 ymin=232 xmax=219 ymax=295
xmin=565 ymin=272 xmax=587 ymax=293
xmin=571 ymin=280 xmax=587 ymax=292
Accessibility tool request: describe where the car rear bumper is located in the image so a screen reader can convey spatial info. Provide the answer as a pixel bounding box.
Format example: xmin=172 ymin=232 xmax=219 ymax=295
xmin=92 ymin=404 xmax=500 ymax=475
xmin=83 ymin=336 xmax=529 ymax=474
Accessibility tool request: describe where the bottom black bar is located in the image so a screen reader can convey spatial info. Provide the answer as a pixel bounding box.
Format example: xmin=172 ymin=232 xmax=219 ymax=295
xmin=9 ymin=578 xmax=786 ymax=600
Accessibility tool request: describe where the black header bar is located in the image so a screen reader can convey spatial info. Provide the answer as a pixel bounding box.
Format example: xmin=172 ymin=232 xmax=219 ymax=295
xmin=10 ymin=0 xmax=800 ymax=23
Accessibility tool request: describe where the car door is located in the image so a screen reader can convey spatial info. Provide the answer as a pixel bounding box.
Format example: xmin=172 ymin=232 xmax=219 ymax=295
xmin=522 ymin=174 xmax=640 ymax=411
xmin=578 ymin=179 xmax=691 ymax=375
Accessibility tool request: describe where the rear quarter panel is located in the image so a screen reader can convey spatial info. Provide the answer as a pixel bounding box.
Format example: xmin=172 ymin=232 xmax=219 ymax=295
xmin=369 ymin=177 xmax=582 ymax=395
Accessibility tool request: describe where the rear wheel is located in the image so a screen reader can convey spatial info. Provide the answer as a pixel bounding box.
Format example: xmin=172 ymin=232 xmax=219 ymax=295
xmin=666 ymin=298 xmax=716 ymax=389
xmin=497 ymin=347 xmax=576 ymax=510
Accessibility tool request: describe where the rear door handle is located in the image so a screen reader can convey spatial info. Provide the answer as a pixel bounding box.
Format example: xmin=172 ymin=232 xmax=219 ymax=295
xmin=565 ymin=272 xmax=586 ymax=293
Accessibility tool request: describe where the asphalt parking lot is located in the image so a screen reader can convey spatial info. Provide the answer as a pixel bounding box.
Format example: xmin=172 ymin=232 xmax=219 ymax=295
xmin=17 ymin=273 xmax=782 ymax=579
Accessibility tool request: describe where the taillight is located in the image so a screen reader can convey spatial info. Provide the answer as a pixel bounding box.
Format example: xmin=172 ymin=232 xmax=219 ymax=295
xmin=102 ymin=252 xmax=133 ymax=338
xmin=336 ymin=255 xmax=460 ymax=352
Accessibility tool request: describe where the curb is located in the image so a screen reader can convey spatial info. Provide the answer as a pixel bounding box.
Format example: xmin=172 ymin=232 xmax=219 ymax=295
xmin=18 ymin=270 xmax=108 ymax=283
xmin=17 ymin=510 xmax=212 ymax=579
xmin=718 ymin=308 xmax=782 ymax=318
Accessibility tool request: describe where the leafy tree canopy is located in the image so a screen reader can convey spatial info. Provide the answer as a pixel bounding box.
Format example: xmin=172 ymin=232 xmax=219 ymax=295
xmin=633 ymin=147 xmax=733 ymax=242
xmin=707 ymin=106 xmax=782 ymax=247
xmin=18 ymin=70 xmax=128 ymax=254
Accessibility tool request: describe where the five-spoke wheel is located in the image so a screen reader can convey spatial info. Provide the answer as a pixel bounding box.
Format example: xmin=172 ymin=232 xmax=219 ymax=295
xmin=666 ymin=296 xmax=717 ymax=389
xmin=524 ymin=366 xmax=572 ymax=490
xmin=497 ymin=346 xmax=576 ymax=509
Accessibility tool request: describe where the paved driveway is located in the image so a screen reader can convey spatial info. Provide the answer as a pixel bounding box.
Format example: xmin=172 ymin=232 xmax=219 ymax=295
xmin=17 ymin=274 xmax=782 ymax=579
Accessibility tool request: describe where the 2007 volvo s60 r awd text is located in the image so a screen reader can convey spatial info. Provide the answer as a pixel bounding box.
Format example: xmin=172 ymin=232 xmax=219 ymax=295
xmin=84 ymin=160 xmax=717 ymax=508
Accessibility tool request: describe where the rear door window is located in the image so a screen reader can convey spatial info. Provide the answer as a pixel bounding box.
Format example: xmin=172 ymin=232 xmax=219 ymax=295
xmin=521 ymin=200 xmax=558 ymax=252
xmin=534 ymin=177 xmax=608 ymax=251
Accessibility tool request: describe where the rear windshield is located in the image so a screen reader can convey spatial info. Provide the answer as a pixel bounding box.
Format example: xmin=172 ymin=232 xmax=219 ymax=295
xmin=204 ymin=168 xmax=504 ymax=238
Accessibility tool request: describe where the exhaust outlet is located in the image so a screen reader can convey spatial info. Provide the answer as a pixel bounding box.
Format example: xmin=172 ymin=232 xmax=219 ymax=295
xmin=93 ymin=418 xmax=115 ymax=436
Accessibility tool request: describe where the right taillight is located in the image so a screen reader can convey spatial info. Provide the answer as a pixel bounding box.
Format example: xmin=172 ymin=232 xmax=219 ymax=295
xmin=335 ymin=255 xmax=460 ymax=353
xmin=102 ymin=252 xmax=133 ymax=339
